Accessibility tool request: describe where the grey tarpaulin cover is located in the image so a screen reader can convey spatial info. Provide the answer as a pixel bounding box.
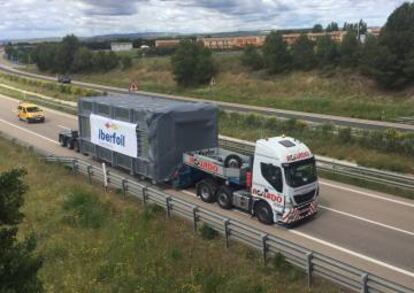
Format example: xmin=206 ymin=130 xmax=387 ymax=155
xmin=78 ymin=94 xmax=218 ymax=182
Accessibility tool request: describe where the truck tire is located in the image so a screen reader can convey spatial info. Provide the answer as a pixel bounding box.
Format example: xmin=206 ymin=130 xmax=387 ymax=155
xmin=217 ymin=186 xmax=233 ymax=209
xmin=254 ymin=201 xmax=273 ymax=225
xmin=197 ymin=179 xmax=217 ymax=203
xmin=67 ymin=140 xmax=74 ymax=150
xmin=59 ymin=136 xmax=67 ymax=147
xmin=224 ymin=154 xmax=243 ymax=169
xmin=73 ymin=140 xmax=80 ymax=153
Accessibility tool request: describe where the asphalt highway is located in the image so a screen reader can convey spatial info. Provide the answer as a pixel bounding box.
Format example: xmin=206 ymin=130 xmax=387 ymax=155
xmin=0 ymin=94 xmax=413 ymax=289
xmin=1 ymin=63 xmax=414 ymax=133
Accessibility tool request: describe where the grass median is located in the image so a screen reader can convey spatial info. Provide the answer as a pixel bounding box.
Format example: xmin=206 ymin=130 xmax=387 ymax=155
xmin=32 ymin=55 xmax=414 ymax=122
xmin=0 ymin=136 xmax=339 ymax=292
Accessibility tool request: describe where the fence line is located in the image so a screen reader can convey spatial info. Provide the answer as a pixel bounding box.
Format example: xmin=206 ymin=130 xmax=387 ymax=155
xmin=219 ymin=135 xmax=414 ymax=192
xmin=45 ymin=155 xmax=413 ymax=293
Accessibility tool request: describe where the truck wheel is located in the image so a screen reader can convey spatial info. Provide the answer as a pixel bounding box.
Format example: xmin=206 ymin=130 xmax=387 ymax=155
xmin=254 ymin=201 xmax=273 ymax=225
xmin=59 ymin=137 xmax=67 ymax=147
xmin=224 ymin=154 xmax=243 ymax=169
xmin=73 ymin=141 xmax=80 ymax=153
xmin=197 ymin=179 xmax=217 ymax=203
xmin=67 ymin=140 xmax=74 ymax=150
xmin=217 ymin=186 xmax=233 ymax=209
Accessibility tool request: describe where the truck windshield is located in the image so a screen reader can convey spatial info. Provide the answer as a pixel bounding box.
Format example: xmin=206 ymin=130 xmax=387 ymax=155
xmin=26 ymin=107 xmax=41 ymax=113
xmin=284 ymin=158 xmax=317 ymax=188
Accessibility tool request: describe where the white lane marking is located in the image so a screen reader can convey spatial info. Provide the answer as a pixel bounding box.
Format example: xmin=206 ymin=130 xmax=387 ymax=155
xmin=320 ymin=180 xmax=414 ymax=208
xmin=2 ymin=93 xmax=414 ymax=209
xmin=184 ymin=189 xmax=413 ymax=236
xmin=58 ymin=124 xmax=71 ymax=130
xmin=182 ymin=189 xmax=414 ymax=278
xmin=1 ymin=112 xmax=414 ymax=280
xmin=320 ymin=206 xmax=414 ymax=237
xmin=0 ymin=118 xmax=58 ymax=145
xmin=0 ymin=94 xmax=77 ymax=120
xmin=290 ymin=230 xmax=414 ymax=279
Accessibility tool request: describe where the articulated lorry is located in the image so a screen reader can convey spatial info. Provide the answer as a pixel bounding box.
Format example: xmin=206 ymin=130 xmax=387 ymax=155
xmin=59 ymin=95 xmax=319 ymax=225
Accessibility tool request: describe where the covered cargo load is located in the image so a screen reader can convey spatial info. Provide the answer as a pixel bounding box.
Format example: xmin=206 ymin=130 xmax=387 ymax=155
xmin=78 ymin=94 xmax=218 ymax=182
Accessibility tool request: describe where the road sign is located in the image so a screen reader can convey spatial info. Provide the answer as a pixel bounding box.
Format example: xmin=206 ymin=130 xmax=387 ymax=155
xmin=210 ymin=77 xmax=216 ymax=87
xmin=129 ymin=82 xmax=139 ymax=92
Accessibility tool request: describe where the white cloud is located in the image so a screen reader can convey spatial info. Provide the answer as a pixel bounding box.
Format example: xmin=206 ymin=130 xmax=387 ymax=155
xmin=0 ymin=0 xmax=407 ymax=40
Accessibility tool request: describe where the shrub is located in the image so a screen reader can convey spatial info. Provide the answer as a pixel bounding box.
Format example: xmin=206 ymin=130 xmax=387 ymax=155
xmin=338 ymin=127 xmax=353 ymax=143
xmin=121 ymin=56 xmax=133 ymax=70
xmin=171 ymin=40 xmax=216 ymax=87
xmin=273 ymin=252 xmax=288 ymax=270
xmin=241 ymin=45 xmax=264 ymax=71
xmin=62 ymin=188 xmax=108 ymax=229
xmin=262 ymin=31 xmax=291 ymax=74
xmin=142 ymin=204 xmax=164 ymax=221
xmin=199 ymin=223 xmax=218 ymax=240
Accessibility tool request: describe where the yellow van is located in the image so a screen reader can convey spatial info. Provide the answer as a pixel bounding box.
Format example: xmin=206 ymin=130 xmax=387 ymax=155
xmin=17 ymin=103 xmax=45 ymax=123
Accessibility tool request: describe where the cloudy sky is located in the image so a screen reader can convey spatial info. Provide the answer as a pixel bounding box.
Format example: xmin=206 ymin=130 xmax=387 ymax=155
xmin=0 ymin=0 xmax=407 ymax=40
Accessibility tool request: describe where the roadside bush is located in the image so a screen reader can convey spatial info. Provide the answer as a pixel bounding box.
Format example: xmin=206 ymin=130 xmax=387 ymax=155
xmin=62 ymin=188 xmax=109 ymax=229
xmin=121 ymin=56 xmax=133 ymax=70
xmin=142 ymin=204 xmax=164 ymax=221
xmin=338 ymin=127 xmax=353 ymax=143
xmin=199 ymin=223 xmax=218 ymax=240
xmin=273 ymin=253 xmax=289 ymax=270
xmin=171 ymin=40 xmax=216 ymax=87
xmin=241 ymin=45 xmax=264 ymax=71
xmin=263 ymin=31 xmax=292 ymax=74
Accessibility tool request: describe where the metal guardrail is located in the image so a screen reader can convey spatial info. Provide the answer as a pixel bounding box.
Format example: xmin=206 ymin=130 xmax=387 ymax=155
xmin=3 ymin=82 xmax=413 ymax=193
xmin=219 ymin=135 xmax=414 ymax=192
xmin=44 ymin=155 xmax=413 ymax=293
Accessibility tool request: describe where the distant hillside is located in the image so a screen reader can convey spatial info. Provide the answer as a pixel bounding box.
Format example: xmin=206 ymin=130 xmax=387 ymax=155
xmin=1 ymin=28 xmax=318 ymax=44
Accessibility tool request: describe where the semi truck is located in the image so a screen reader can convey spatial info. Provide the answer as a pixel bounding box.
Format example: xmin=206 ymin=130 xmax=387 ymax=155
xmin=59 ymin=95 xmax=319 ymax=225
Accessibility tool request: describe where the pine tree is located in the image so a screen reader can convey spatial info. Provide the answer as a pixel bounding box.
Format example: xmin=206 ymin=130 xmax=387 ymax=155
xmin=171 ymin=40 xmax=216 ymax=87
xmin=241 ymin=45 xmax=264 ymax=71
xmin=262 ymin=31 xmax=291 ymax=74
xmin=312 ymin=24 xmax=324 ymax=33
xmin=373 ymin=2 xmax=414 ymax=88
xmin=326 ymin=22 xmax=339 ymax=32
xmin=291 ymin=34 xmax=316 ymax=70
xmin=340 ymin=32 xmax=360 ymax=67
xmin=0 ymin=169 xmax=43 ymax=292
xmin=316 ymin=35 xmax=339 ymax=67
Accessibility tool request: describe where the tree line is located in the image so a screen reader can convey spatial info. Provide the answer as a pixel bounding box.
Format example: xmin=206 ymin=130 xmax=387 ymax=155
xmin=240 ymin=2 xmax=414 ymax=90
xmin=31 ymin=35 xmax=132 ymax=74
xmin=312 ymin=20 xmax=367 ymax=34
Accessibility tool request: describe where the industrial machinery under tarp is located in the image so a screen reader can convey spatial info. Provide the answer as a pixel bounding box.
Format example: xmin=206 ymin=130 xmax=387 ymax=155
xmin=78 ymin=94 xmax=218 ymax=182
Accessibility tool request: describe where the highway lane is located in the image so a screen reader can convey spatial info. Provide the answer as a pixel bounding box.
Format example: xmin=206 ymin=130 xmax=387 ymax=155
xmin=1 ymin=63 xmax=414 ymax=133
xmin=0 ymin=94 xmax=413 ymax=288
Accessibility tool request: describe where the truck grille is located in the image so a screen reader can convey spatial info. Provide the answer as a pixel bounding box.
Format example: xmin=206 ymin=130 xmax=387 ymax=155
xmin=294 ymin=189 xmax=316 ymax=205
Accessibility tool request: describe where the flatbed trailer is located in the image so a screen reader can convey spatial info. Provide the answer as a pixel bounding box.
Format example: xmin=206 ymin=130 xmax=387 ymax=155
xmin=59 ymin=95 xmax=319 ymax=226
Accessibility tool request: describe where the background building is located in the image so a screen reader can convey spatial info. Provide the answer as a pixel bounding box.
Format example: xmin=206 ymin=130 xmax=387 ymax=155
xmin=111 ymin=42 xmax=133 ymax=52
xmin=155 ymin=39 xmax=182 ymax=48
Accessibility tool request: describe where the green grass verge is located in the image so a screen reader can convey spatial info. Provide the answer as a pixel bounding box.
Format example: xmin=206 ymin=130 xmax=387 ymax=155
xmin=0 ymin=86 xmax=77 ymax=115
xmin=318 ymin=170 xmax=414 ymax=200
xmin=0 ymin=137 xmax=339 ymax=292
xmin=52 ymin=55 xmax=414 ymax=122
xmin=0 ymin=72 xmax=101 ymax=102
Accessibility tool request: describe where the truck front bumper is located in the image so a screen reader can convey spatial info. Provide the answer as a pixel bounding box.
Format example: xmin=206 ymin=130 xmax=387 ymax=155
xmin=279 ymin=200 xmax=318 ymax=225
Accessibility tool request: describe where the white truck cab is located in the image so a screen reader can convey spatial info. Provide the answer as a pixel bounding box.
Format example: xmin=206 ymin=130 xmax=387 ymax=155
xmin=183 ymin=136 xmax=319 ymax=226
xmin=252 ymin=137 xmax=319 ymax=224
